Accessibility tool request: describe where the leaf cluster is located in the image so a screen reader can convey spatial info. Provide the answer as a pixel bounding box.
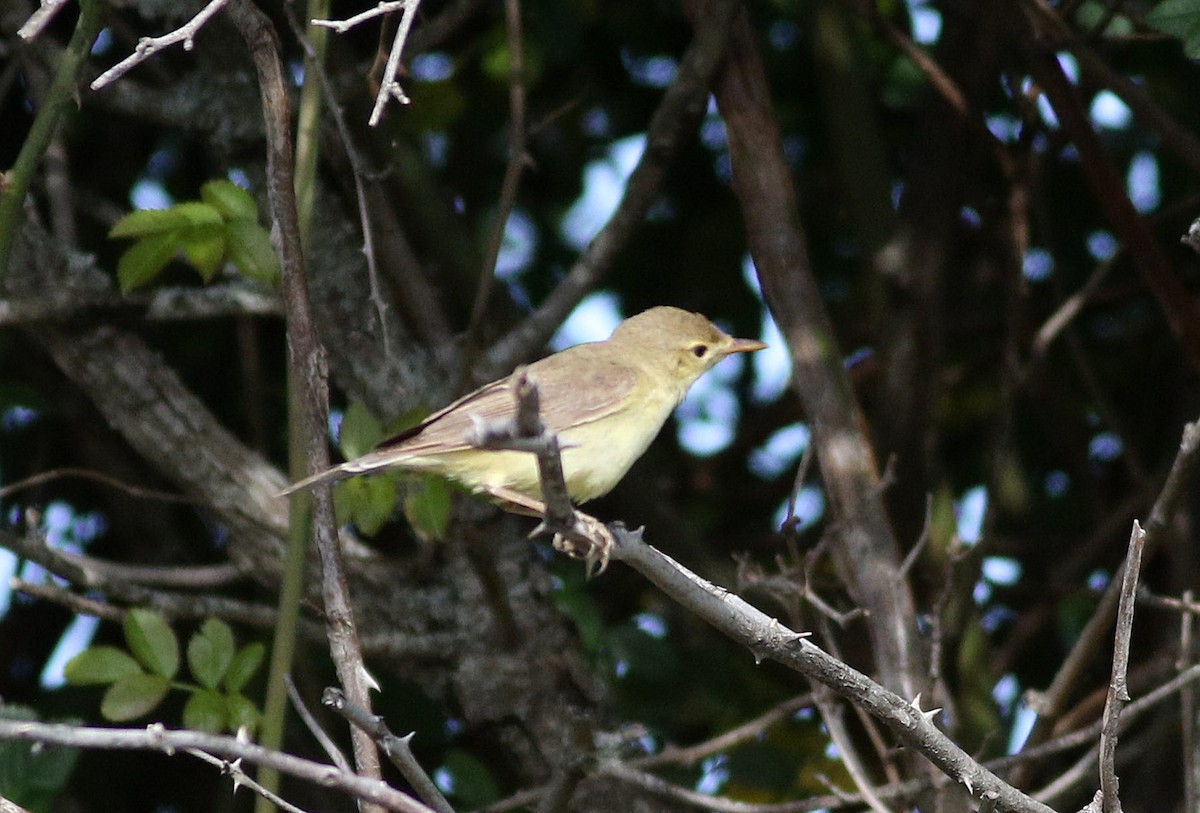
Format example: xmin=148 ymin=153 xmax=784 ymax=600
xmin=64 ymin=610 xmax=264 ymax=735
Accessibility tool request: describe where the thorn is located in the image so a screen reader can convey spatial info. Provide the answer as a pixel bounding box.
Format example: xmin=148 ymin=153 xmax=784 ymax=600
xmin=360 ymin=663 xmax=381 ymax=692
xmin=908 ymin=693 xmax=942 ymax=722
xmin=961 ymin=772 xmax=974 ymax=796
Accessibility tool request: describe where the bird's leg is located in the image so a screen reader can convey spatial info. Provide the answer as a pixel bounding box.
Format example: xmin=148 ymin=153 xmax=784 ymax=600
xmin=480 ymin=484 xmax=614 ymax=575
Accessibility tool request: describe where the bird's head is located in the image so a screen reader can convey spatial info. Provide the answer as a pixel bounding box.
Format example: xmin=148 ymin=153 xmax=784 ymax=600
xmin=609 ymin=306 xmax=767 ymax=393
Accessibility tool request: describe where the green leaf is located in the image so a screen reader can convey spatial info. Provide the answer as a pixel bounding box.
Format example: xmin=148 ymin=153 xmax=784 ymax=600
xmin=224 ymin=219 xmax=279 ymax=283
xmin=0 ymin=706 xmax=81 ymax=811
xmin=339 ymin=401 xmax=384 ymax=459
xmin=109 ymin=208 xmax=189 ymax=239
xmin=63 ymin=646 xmax=143 ymax=686
xmin=223 ymin=642 xmax=265 ymax=693
xmin=201 ymin=179 xmax=258 ymax=221
xmin=187 ymin=618 xmax=236 ymax=689
xmin=182 ymin=689 xmax=227 ymax=733
xmin=403 ymin=474 xmax=451 ymax=541
xmin=336 ymin=474 xmax=399 ymax=537
xmin=124 ymin=608 xmax=179 ymax=679
xmin=171 ymin=201 xmax=224 ymax=227
xmin=100 ymin=673 xmax=170 ymax=722
xmin=1146 ymin=0 xmax=1200 ymax=57
xmin=225 ymin=692 xmax=262 ymax=734
xmin=117 ymin=231 xmax=179 ymax=292
xmin=180 ymin=224 xmax=226 ymax=281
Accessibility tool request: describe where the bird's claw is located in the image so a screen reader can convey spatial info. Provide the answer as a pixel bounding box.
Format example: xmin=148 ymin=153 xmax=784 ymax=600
xmin=550 ymin=513 xmax=614 ymax=577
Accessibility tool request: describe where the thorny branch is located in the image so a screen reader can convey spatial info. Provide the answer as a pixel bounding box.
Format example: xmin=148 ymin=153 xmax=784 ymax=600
xmin=489 ymin=373 xmax=1053 ymax=813
xmin=0 ymin=719 xmax=438 ymax=813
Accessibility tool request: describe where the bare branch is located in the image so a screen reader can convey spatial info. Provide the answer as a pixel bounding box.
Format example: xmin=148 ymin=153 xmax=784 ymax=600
xmin=466 ymin=0 xmax=528 ymax=341
xmin=1019 ymin=421 xmax=1200 ymax=754
xmin=474 ymin=0 xmax=738 ymax=381
xmin=323 ymin=688 xmax=456 ymax=813
xmin=1097 ymin=522 xmax=1146 ymax=812
xmin=631 ymin=693 xmax=814 ymax=769
xmin=224 ymin=0 xmax=383 ymax=799
xmin=17 ymin=0 xmax=72 ymax=41
xmin=371 ymin=2 xmax=423 ymax=125
xmin=310 ymin=1 xmax=407 ymax=34
xmin=0 ymin=719 xmax=437 ymax=813
xmin=185 ymin=746 xmax=312 ymax=813
xmin=0 ymin=467 xmax=202 ymax=505
xmin=286 ymin=677 xmax=353 ymax=774
xmin=91 ymin=0 xmax=232 ymax=91
xmin=0 ymin=284 xmax=282 ymax=326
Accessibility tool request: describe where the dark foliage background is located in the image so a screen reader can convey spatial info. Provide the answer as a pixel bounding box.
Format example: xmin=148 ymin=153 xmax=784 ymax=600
xmin=3 ymin=0 xmax=1200 ymax=811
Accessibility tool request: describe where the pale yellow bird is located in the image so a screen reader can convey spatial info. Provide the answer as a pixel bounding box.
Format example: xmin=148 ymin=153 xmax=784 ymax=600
xmin=281 ymin=306 xmax=766 ymax=510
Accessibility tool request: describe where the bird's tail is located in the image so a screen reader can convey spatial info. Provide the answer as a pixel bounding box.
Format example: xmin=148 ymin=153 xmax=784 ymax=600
xmin=278 ymin=452 xmax=406 ymax=497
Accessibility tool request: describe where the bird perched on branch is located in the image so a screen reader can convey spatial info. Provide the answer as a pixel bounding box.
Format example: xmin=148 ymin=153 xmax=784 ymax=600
xmin=281 ymin=306 xmax=766 ymax=513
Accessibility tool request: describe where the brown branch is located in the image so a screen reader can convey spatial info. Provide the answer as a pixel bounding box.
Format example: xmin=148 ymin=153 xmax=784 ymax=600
xmin=0 ymin=467 xmax=202 ymax=505
xmin=1022 ymin=0 xmax=1200 ymax=177
xmin=1017 ymin=421 xmax=1200 ymax=762
xmin=474 ymin=0 xmax=738 ymax=382
xmin=466 ymin=0 xmax=528 ymax=345
xmin=1024 ymin=43 xmax=1200 ymax=373
xmin=607 ymin=529 xmax=1051 ymax=813
xmin=630 ymin=693 xmax=814 ymax=769
xmin=1097 ymin=522 xmax=1146 ymax=811
xmin=495 ymin=368 xmax=1049 ymax=812
xmin=11 ymin=579 xmax=124 ymax=621
xmin=693 ymin=0 xmax=923 ymax=700
xmin=224 ymin=2 xmax=382 ymax=801
xmin=323 ymin=688 xmax=455 ymax=813
xmin=0 ymin=719 xmax=437 ymax=813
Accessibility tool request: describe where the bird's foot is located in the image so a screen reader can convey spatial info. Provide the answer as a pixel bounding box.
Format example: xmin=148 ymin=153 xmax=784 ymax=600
xmin=551 ymin=511 xmax=614 ymax=577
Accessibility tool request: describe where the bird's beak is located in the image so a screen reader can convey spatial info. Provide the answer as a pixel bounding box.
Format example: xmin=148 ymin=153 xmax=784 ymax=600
xmin=723 ymin=337 xmax=768 ymax=356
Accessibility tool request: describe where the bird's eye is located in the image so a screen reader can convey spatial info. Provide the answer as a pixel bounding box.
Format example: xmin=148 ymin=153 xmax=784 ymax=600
xmin=692 ymin=344 xmax=708 ymax=358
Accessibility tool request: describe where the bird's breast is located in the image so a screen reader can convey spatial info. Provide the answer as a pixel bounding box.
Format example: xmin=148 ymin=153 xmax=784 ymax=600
xmin=556 ymin=388 xmax=680 ymax=502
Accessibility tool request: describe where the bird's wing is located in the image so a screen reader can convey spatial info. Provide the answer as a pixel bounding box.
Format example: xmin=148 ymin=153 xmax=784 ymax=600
xmin=376 ymin=346 xmax=640 ymax=457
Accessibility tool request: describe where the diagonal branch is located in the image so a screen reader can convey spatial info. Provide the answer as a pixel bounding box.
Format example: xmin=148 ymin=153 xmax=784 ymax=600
xmin=492 ymin=365 xmax=1051 ymax=813
xmin=1024 ymin=43 xmax=1200 ymax=373
xmin=224 ymin=1 xmax=383 ymax=806
xmin=473 ymin=0 xmax=738 ymax=382
xmin=691 ymin=0 xmax=924 ymax=700
xmin=0 ymin=719 xmax=437 ymax=813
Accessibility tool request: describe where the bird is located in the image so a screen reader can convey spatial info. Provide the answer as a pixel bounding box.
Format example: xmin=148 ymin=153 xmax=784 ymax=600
xmin=281 ymin=306 xmax=766 ymax=512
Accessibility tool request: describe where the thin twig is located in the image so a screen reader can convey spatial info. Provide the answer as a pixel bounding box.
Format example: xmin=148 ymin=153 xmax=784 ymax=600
xmin=1019 ymin=420 xmax=1200 ymax=753
xmin=91 ymin=0 xmax=232 ymax=90
xmin=283 ymin=5 xmax=395 ymax=355
xmin=630 ymin=693 xmax=814 ymax=769
xmin=474 ymin=0 xmax=738 ymax=382
xmin=311 ymin=1 xmax=406 ymax=34
xmin=1097 ymin=522 xmax=1146 ymax=812
xmin=0 ymin=467 xmax=202 ymax=504
xmin=368 ymin=1 xmax=423 ymax=125
xmin=1180 ymin=590 xmax=1198 ymax=813
xmin=466 ymin=0 xmax=528 ymax=343
xmin=0 ymin=719 xmax=435 ymax=813
xmin=17 ymin=0 xmax=72 ymax=40
xmin=185 ymin=746 xmax=312 ymax=813
xmin=811 ymin=691 xmax=894 ymax=813
xmin=323 ymin=688 xmax=455 ymax=813
xmin=224 ymin=5 xmax=383 ymax=805
xmin=10 ymin=578 xmax=124 ymax=621
xmin=286 ymin=676 xmax=353 ymax=774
